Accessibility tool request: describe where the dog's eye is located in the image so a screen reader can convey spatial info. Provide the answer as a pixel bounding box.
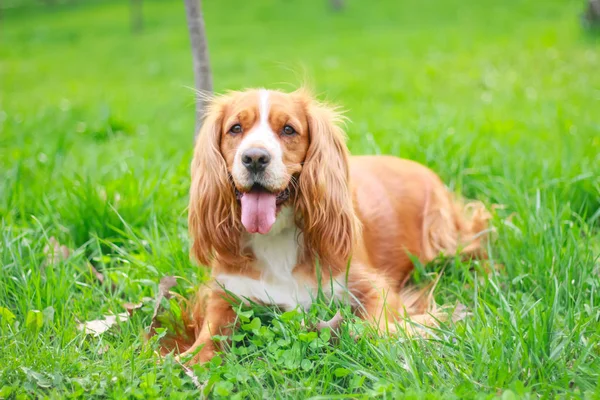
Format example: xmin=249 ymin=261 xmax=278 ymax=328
xmin=282 ymin=125 xmax=296 ymax=136
xmin=229 ymin=124 xmax=242 ymax=135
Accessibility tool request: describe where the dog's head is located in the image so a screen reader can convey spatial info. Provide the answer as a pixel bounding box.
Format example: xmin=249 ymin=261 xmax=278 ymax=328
xmin=188 ymin=88 xmax=357 ymax=268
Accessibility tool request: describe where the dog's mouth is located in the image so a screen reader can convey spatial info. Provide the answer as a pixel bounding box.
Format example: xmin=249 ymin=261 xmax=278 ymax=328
xmin=235 ymin=184 xmax=290 ymax=205
xmin=235 ymin=184 xmax=291 ymax=234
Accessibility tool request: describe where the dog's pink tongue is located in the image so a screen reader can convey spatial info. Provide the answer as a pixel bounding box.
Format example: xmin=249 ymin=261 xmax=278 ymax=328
xmin=240 ymin=191 xmax=277 ymax=234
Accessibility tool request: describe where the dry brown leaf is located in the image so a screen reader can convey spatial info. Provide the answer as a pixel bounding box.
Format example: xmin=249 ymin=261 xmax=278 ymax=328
xmin=88 ymin=262 xmax=105 ymax=284
xmin=41 ymin=237 xmax=120 ymax=295
xmin=123 ymin=297 xmax=154 ymax=316
xmin=450 ymin=303 xmax=471 ymax=323
xmin=148 ymin=276 xmax=178 ymax=335
xmin=41 ymin=237 xmax=112 ymax=292
xmin=159 ymin=276 xmax=178 ymax=298
xmin=146 ymin=277 xmax=199 ymax=356
xmin=78 ymin=312 xmax=129 ymax=336
xmin=43 ymin=237 xmax=71 ymax=266
xmin=122 ymin=302 xmax=143 ymax=316
xmin=86 ymin=262 xmax=120 ymax=292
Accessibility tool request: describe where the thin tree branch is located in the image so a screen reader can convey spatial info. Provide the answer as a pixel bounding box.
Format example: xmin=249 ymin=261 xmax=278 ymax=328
xmin=183 ymin=0 xmax=213 ymax=138
xmin=130 ymin=0 xmax=143 ymax=33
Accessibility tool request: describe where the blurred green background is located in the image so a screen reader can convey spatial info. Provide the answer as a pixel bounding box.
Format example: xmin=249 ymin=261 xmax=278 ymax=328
xmin=1 ymin=0 xmax=599 ymax=398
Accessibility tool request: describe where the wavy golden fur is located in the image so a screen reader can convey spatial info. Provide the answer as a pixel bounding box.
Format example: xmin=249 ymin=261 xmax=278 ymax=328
xmin=295 ymin=97 xmax=359 ymax=271
xmin=188 ymin=94 xmax=245 ymax=266
xmin=176 ymin=88 xmax=490 ymax=364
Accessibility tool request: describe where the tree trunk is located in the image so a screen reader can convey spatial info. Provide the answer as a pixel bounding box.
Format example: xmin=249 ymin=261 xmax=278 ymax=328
xmin=330 ymin=0 xmax=344 ymax=11
xmin=183 ymin=0 xmax=213 ymax=138
xmin=130 ymin=0 xmax=143 ymax=33
xmin=585 ymin=0 xmax=600 ymax=24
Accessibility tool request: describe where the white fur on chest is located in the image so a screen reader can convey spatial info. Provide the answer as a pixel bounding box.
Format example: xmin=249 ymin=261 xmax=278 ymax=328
xmin=214 ymin=207 xmax=347 ymax=310
xmin=247 ymin=207 xmax=299 ymax=283
xmin=215 ymin=274 xmax=321 ymax=310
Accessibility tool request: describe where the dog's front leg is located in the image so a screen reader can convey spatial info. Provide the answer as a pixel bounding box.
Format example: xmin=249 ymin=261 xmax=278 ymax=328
xmin=181 ymin=290 xmax=237 ymax=365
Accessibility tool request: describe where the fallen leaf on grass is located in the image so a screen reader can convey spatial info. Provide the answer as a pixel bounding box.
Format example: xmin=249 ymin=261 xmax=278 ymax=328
xmin=149 ymin=276 xmax=178 ymax=334
xmin=86 ymin=262 xmax=121 ymax=292
xmin=88 ymin=262 xmax=105 ymax=284
xmin=147 ymin=277 xmax=200 ymax=356
xmin=159 ymin=276 xmax=178 ymax=297
xmin=450 ymin=303 xmax=471 ymax=323
xmin=122 ymin=302 xmax=143 ymax=316
xmin=121 ymin=297 xmax=153 ymax=315
xmin=78 ymin=313 xmax=129 ymax=336
xmin=42 ymin=237 xmax=113 ymax=290
xmin=43 ymin=237 xmax=71 ymax=266
xmin=78 ymin=298 xmax=151 ymax=338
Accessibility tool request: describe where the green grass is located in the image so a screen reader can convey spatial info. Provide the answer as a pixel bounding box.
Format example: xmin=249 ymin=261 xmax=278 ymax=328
xmin=1 ymin=0 xmax=600 ymax=398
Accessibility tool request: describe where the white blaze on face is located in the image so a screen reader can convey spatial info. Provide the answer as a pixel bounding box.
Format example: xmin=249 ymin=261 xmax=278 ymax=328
xmin=231 ymin=89 xmax=287 ymax=190
xmin=233 ymin=89 xmax=288 ymax=234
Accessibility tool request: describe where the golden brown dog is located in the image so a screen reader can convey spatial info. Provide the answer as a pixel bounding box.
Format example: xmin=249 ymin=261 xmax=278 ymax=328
xmin=182 ymin=88 xmax=489 ymax=364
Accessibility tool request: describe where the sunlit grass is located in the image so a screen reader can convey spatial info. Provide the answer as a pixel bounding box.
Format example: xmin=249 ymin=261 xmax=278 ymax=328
xmin=0 ymin=0 xmax=599 ymax=398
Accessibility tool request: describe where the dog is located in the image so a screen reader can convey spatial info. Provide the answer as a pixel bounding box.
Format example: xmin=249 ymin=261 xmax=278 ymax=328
xmin=181 ymin=88 xmax=489 ymax=364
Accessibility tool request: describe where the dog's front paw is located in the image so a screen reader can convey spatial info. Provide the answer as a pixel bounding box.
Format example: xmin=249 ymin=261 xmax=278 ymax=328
xmin=177 ymin=341 xmax=216 ymax=366
xmin=190 ymin=345 xmax=217 ymax=365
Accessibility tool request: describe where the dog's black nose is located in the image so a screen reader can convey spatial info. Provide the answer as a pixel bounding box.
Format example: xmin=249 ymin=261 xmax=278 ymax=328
xmin=242 ymin=148 xmax=271 ymax=173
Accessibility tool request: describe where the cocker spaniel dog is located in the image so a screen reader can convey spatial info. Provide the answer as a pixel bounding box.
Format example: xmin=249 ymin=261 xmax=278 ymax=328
xmin=181 ymin=88 xmax=489 ymax=364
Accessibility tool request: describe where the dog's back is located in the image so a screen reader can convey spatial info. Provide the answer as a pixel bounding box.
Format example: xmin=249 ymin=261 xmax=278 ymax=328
xmin=350 ymin=156 xmax=489 ymax=289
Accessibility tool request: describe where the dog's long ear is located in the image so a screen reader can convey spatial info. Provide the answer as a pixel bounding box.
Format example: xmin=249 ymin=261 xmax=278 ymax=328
xmin=188 ymin=99 xmax=241 ymax=265
xmin=295 ymin=91 xmax=358 ymax=271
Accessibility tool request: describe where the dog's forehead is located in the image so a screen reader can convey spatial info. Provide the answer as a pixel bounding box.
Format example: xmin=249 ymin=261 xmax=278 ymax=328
xmin=223 ymin=91 xmax=260 ymax=116
xmin=267 ymin=91 xmax=305 ymax=115
xmin=224 ymin=90 xmax=302 ymax=118
xmin=267 ymin=91 xmax=295 ymax=106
